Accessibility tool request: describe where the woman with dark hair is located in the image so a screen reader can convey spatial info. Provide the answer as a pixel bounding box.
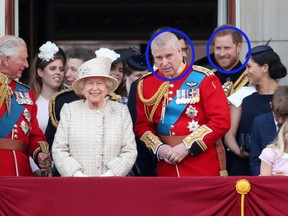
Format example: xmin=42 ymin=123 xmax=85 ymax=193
xmin=224 ymin=45 xmax=287 ymax=176
xmin=108 ymin=48 xmax=139 ymax=104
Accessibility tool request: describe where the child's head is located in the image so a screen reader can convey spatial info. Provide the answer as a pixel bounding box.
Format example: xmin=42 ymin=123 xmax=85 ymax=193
xmin=271 ymin=86 xmax=288 ymax=126
xmin=274 ymin=118 xmax=288 ymax=157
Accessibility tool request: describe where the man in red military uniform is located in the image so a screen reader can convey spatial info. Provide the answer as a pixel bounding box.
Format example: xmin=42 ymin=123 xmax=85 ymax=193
xmin=135 ymin=31 xmax=230 ymax=176
xmin=0 ymin=35 xmax=50 ymax=176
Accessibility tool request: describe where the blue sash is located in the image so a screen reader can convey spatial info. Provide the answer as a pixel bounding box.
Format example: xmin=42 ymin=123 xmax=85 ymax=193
xmin=157 ymin=71 xmax=205 ymax=136
xmin=0 ymin=83 xmax=28 ymax=137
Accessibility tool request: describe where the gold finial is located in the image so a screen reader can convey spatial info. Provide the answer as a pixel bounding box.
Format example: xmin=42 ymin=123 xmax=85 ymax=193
xmin=236 ymin=179 xmax=251 ymax=216
xmin=236 ymin=179 xmax=251 ymax=195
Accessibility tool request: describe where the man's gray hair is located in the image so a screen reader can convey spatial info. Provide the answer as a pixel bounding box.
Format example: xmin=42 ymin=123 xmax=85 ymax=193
xmin=151 ymin=31 xmax=180 ymax=55
xmin=0 ymin=35 xmax=26 ymax=59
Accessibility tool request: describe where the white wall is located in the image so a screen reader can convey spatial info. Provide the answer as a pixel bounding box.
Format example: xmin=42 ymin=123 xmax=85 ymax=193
xmin=239 ymin=0 xmax=288 ymax=85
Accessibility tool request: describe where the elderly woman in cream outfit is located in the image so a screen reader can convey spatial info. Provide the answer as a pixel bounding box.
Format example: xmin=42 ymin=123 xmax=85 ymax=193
xmin=52 ymin=48 xmax=137 ymax=177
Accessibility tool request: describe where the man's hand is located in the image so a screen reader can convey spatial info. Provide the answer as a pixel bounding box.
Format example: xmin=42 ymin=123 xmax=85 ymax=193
xmin=168 ymin=143 xmax=189 ymax=164
xmin=37 ymin=152 xmax=51 ymax=171
xmin=239 ymin=145 xmax=250 ymax=158
xmin=158 ymin=144 xmax=174 ymax=164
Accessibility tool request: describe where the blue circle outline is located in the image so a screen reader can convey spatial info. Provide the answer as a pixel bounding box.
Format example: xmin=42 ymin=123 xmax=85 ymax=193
xmin=206 ymin=26 xmax=251 ymax=74
xmin=145 ymin=28 xmax=195 ymax=82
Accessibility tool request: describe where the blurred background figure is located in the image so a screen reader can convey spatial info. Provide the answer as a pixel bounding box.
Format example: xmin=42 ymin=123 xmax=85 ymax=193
xmin=108 ymin=48 xmax=139 ymax=104
xmin=126 ymin=53 xmax=157 ymax=176
xmin=173 ymin=32 xmax=190 ymax=63
xmin=125 ymin=53 xmax=149 ymax=96
xmin=64 ymin=46 xmax=96 ymax=88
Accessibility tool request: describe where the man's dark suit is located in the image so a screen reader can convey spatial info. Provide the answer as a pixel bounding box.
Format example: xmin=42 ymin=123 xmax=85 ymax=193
xmin=45 ymin=89 xmax=80 ymax=150
xmin=128 ymin=79 xmax=156 ymax=176
xmin=250 ymin=112 xmax=277 ymax=176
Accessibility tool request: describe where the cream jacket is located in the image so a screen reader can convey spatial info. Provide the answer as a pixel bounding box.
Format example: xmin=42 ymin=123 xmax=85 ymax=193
xmin=52 ymin=100 xmax=137 ymax=176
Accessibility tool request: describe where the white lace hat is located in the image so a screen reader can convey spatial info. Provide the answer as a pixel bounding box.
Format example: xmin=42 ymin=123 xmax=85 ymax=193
xmin=72 ymin=48 xmax=119 ymax=95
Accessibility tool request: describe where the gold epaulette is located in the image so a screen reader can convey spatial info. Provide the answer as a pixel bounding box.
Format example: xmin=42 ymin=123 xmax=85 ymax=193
xmin=182 ymin=125 xmax=212 ymax=155
xmin=48 ymin=88 xmax=74 ymax=128
xmin=192 ymin=65 xmax=214 ymax=76
xmin=106 ymin=92 xmax=123 ymax=102
xmin=140 ymin=131 xmax=163 ymax=154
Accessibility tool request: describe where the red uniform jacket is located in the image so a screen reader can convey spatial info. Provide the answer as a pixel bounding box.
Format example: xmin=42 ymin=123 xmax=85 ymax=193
xmin=0 ymin=78 xmax=46 ymax=176
xmin=135 ymin=65 xmax=230 ymax=176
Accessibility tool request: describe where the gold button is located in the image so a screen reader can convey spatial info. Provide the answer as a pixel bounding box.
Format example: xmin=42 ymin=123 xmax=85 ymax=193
xmin=168 ymin=97 xmax=173 ymax=101
xmin=170 ymin=125 xmax=174 ymax=129
xmin=13 ymin=134 xmax=18 ymax=139
xmin=171 ymin=132 xmax=176 ymax=136
xmin=169 ymin=91 xmax=173 ymax=95
xmin=169 ymin=84 xmax=174 ymax=88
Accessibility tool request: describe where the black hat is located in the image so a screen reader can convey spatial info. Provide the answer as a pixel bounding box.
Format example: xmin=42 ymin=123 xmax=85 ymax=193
xmin=251 ymin=45 xmax=273 ymax=55
xmin=246 ymin=45 xmax=274 ymax=59
xmin=127 ymin=54 xmax=149 ymax=71
xmin=113 ymin=48 xmax=139 ymax=64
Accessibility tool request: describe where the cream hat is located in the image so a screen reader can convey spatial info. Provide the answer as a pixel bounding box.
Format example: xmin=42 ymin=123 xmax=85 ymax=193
xmin=72 ymin=48 xmax=119 ymax=95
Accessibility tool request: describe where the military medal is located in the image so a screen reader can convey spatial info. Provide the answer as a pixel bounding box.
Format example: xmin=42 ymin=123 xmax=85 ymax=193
xmin=185 ymin=105 xmax=198 ymax=118
xmin=23 ymin=108 xmax=31 ymax=122
xmin=176 ymin=90 xmax=181 ymax=104
xmin=185 ymin=104 xmax=199 ymax=132
xmin=191 ymin=88 xmax=200 ymax=104
xmin=15 ymin=89 xmax=33 ymax=105
xmin=187 ymin=120 xmax=199 ymax=132
xmin=180 ymin=89 xmax=186 ymax=104
xmin=20 ymin=120 xmax=30 ymax=134
xmin=184 ymin=90 xmax=190 ymax=104
xmin=24 ymin=92 xmax=33 ymax=105
xmin=222 ymin=77 xmax=235 ymax=97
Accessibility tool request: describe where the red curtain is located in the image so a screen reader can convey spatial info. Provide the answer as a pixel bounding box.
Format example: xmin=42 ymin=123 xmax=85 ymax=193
xmin=0 ymin=176 xmax=287 ymax=216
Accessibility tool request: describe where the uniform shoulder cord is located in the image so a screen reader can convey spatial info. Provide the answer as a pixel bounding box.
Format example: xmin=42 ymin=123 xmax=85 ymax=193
xmin=137 ymin=79 xmax=169 ymax=123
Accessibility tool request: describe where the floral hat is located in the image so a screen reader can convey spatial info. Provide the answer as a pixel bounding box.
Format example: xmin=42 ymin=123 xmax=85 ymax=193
xmin=72 ymin=48 xmax=119 ymax=95
xmin=36 ymin=41 xmax=66 ymax=67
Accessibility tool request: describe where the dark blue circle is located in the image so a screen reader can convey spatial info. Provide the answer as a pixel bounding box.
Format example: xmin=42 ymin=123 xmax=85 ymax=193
xmin=206 ymin=26 xmax=251 ymax=74
xmin=145 ymin=28 xmax=195 ymax=82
